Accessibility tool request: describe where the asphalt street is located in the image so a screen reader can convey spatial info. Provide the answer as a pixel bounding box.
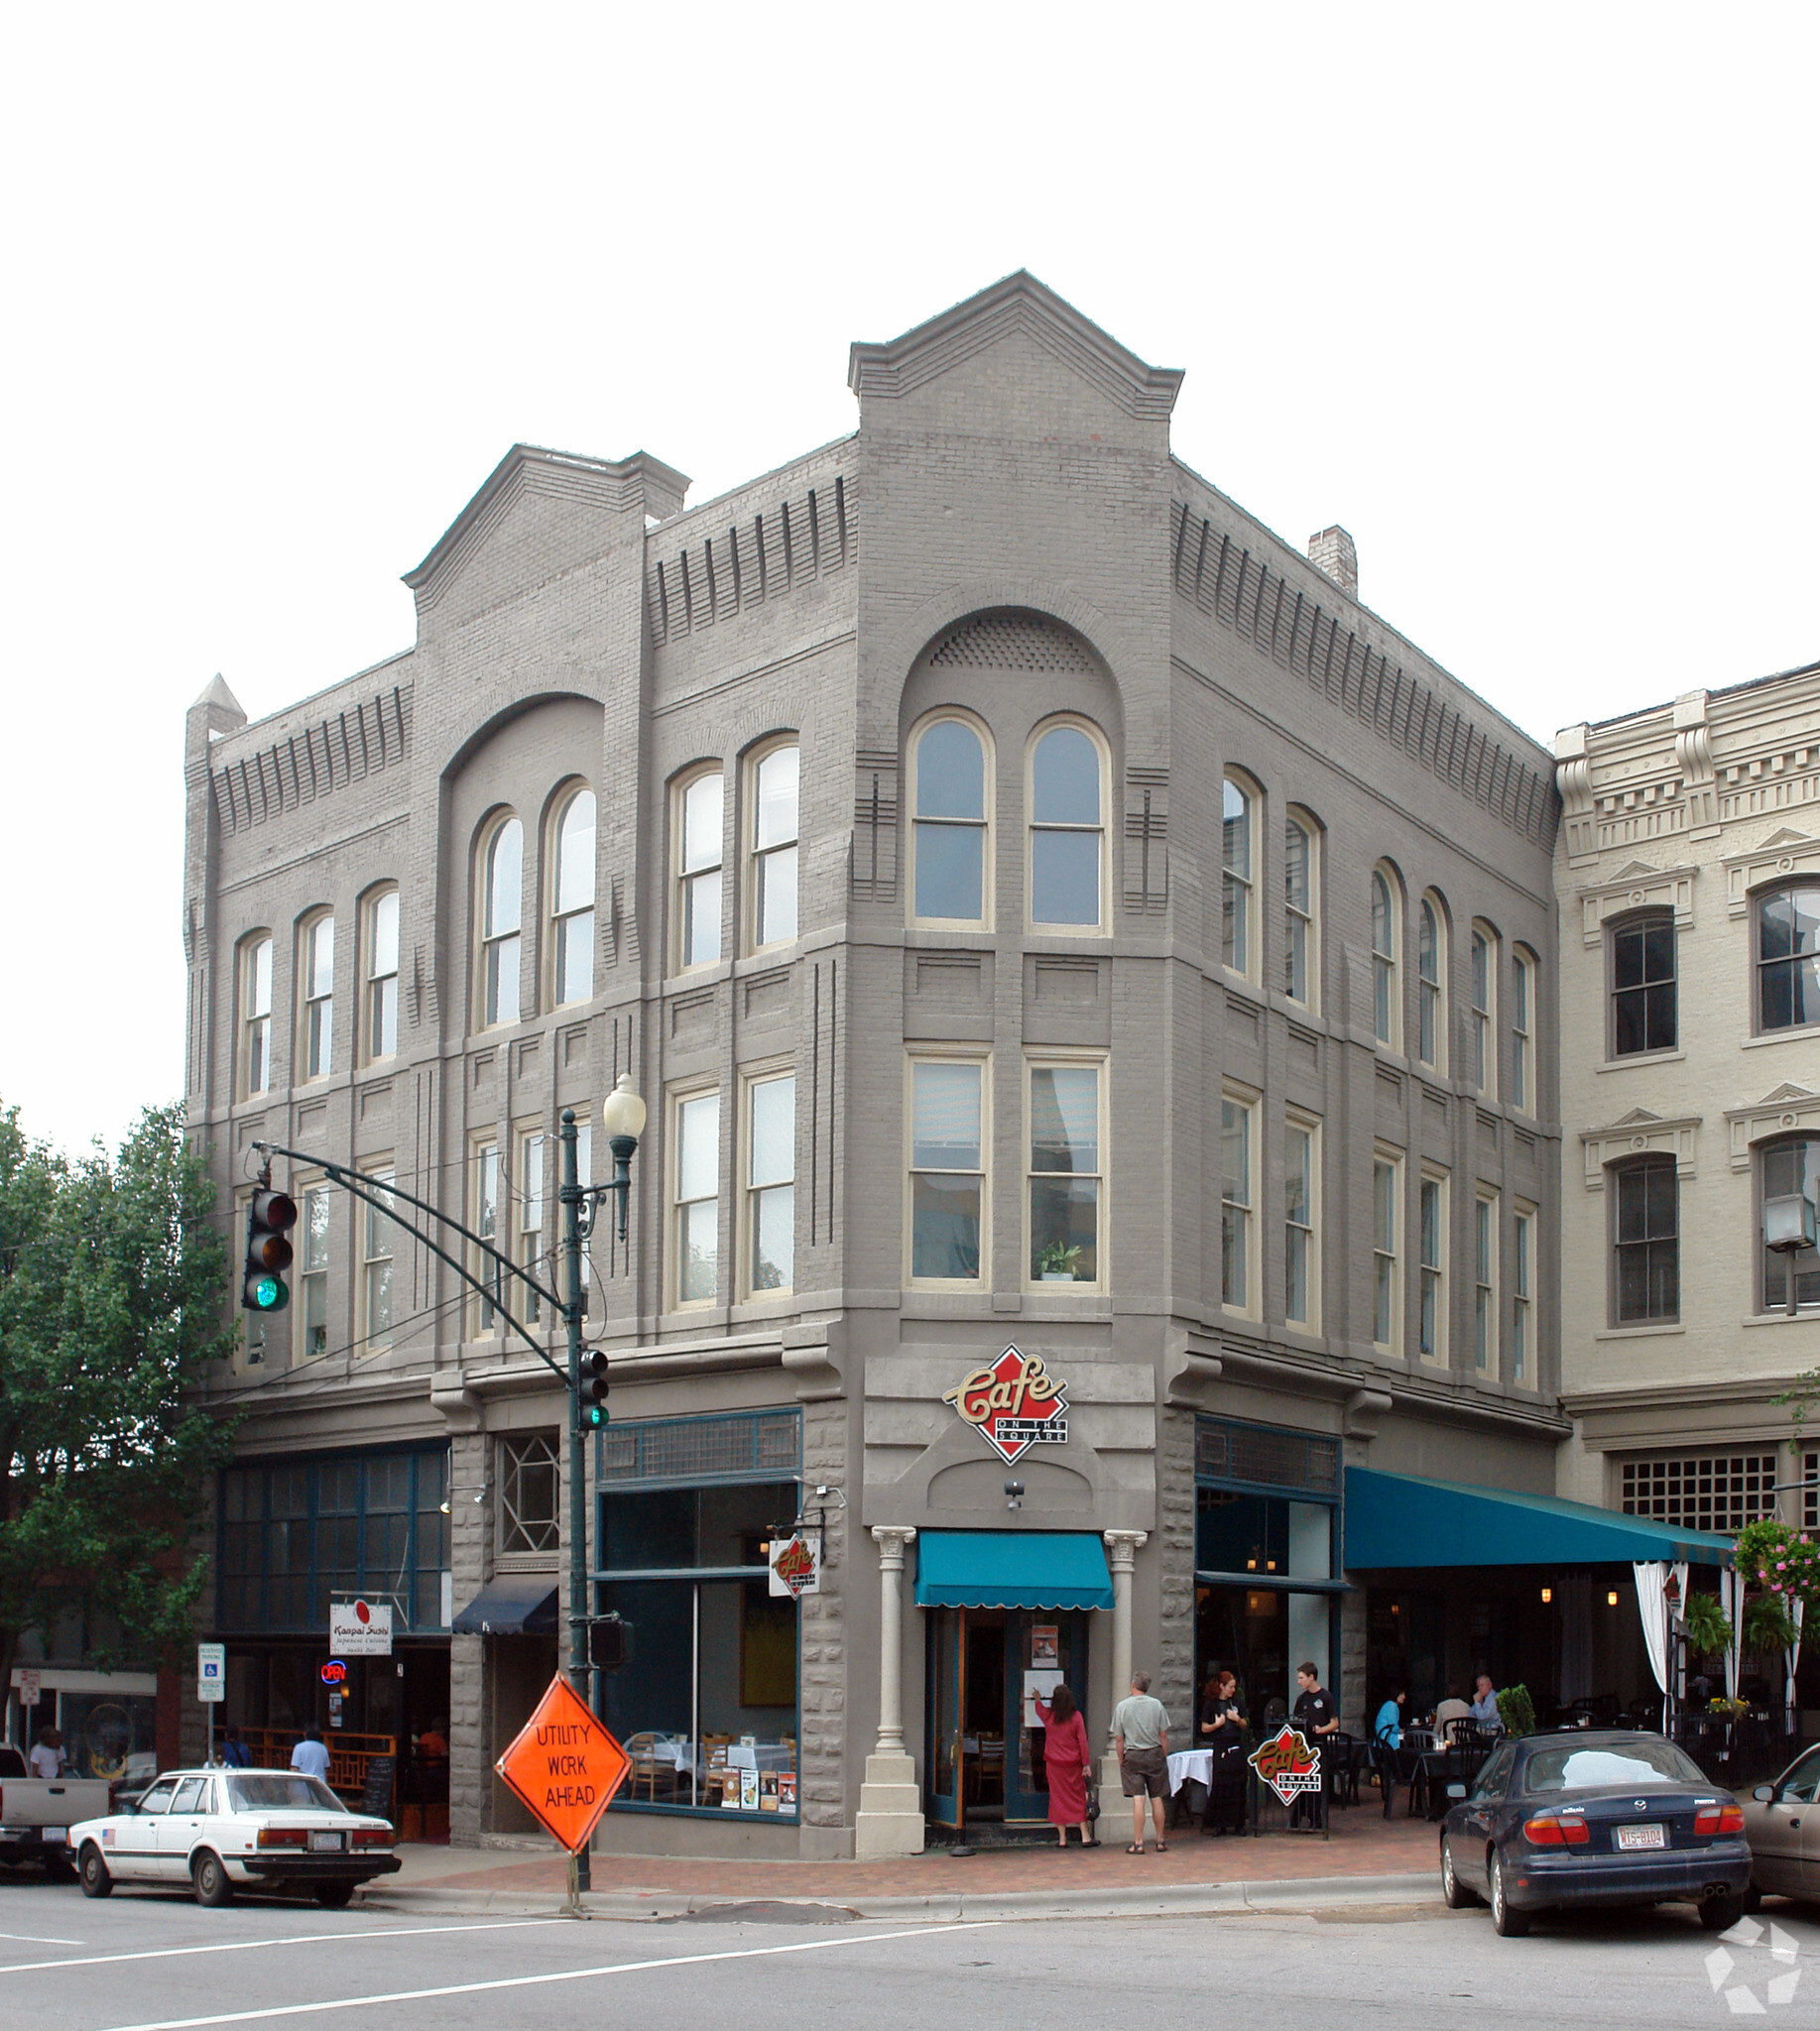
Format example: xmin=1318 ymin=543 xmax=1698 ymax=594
xmin=0 ymin=1878 xmax=1816 ymax=2030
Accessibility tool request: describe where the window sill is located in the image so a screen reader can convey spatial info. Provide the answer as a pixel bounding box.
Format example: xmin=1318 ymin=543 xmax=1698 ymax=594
xmin=1743 ymin=1310 xmax=1820 ymax=1328
xmin=1221 ymin=969 xmax=1264 ymax=1005
xmin=1598 ymin=1050 xmax=1686 ymax=1073
xmin=1743 ymin=1026 xmax=1820 ymax=1049
xmin=1593 ymin=1323 xmax=1685 ymax=1341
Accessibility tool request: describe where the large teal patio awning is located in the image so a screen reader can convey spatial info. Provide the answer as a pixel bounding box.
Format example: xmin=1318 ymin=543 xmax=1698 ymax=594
xmin=1344 ymin=1468 xmax=1736 ymax=1570
xmin=913 ymin=1530 xmax=1115 ymax=1611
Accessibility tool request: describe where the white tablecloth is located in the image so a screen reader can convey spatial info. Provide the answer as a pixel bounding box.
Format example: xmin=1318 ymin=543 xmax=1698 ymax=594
xmin=1166 ymin=1749 xmax=1214 ymax=1794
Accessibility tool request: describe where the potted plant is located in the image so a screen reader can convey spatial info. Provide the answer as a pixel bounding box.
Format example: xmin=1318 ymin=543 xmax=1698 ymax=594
xmin=1494 ymin=1683 xmax=1536 ymax=1738
xmin=1036 ymin=1242 xmax=1082 ymax=1282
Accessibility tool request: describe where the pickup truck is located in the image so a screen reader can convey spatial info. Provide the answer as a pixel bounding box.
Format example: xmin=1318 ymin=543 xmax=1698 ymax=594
xmin=0 ymin=1747 xmax=114 ymax=1875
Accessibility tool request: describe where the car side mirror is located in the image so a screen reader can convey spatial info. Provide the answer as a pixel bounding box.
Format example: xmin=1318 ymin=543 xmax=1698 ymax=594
xmin=1753 ymin=1785 xmax=1774 ymax=1802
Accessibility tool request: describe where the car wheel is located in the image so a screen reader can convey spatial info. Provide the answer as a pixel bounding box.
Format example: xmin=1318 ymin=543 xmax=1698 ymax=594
xmin=312 ymin=1881 xmax=356 ymax=1909
xmin=1440 ymin=1840 xmax=1479 ymax=1908
xmin=192 ymin=1852 xmax=234 ymax=1908
xmin=1489 ymin=1852 xmax=1530 ymax=1937
xmin=1700 ymin=1891 xmax=1747 ymax=1933
xmin=78 ymin=1845 xmax=113 ymax=1899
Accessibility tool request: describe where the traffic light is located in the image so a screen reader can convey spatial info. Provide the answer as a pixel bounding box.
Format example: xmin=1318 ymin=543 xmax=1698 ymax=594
xmin=242 ymin=1187 xmax=299 ymax=1312
xmin=577 ymin=1349 xmax=609 ymax=1430
xmin=589 ymin=1614 xmax=634 ymax=1670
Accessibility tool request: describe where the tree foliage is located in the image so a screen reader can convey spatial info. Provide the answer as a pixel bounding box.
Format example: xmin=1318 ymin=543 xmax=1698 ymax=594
xmin=0 ymin=1101 xmax=235 ymax=1693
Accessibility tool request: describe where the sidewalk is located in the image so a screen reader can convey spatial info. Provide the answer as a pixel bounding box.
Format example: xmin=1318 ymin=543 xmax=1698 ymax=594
xmin=363 ymin=1803 xmax=1442 ymax=1923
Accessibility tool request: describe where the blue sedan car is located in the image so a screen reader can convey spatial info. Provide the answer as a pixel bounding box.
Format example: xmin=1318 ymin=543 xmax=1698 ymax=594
xmin=1439 ymin=1731 xmax=1751 ymax=1937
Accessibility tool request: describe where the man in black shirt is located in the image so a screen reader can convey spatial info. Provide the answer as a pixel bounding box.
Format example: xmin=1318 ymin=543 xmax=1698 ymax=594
xmin=1289 ymin=1662 xmax=1339 ymax=1827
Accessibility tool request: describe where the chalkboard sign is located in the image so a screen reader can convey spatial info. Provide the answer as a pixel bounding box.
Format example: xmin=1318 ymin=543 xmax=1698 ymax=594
xmin=361 ymin=1754 xmax=396 ymax=1820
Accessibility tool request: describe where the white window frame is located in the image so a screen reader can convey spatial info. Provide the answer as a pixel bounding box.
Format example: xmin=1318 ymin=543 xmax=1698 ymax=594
xmin=1513 ymin=1201 xmax=1535 ymax=1383
xmin=905 ymin=1051 xmax=990 ymax=1289
xmin=478 ymin=812 xmax=524 ymax=1030
xmin=907 ymin=709 xmax=994 ymax=931
xmin=1283 ymin=810 xmax=1318 ymax=1011
xmin=498 ymin=1431 xmax=561 ymax=1557
xmin=1220 ymin=1087 xmax=1259 ymax=1316
xmin=1284 ymin=1110 xmax=1320 ymax=1332
xmin=548 ymin=783 xmax=596 ymax=1009
xmin=747 ymin=740 xmax=800 ymax=953
xmin=1417 ymin=894 xmax=1447 ymax=1074
xmin=673 ymin=767 xmax=725 ymax=972
xmin=1025 ymin=1052 xmax=1108 ymax=1294
xmin=1026 ymin=717 xmax=1108 ymax=936
xmin=1470 ymin=923 xmax=1498 ymax=1100
xmin=1373 ymin=1148 xmax=1403 ymax=1354
xmin=1222 ymin=773 xmax=1258 ymax=981
xmin=299 ymin=1179 xmax=332 ymax=1362
xmin=362 ymin=1166 xmax=396 ymax=1350
xmin=1474 ymin=1189 xmax=1499 ymax=1373
xmin=1512 ymin=947 xmax=1536 ymax=1115
xmin=669 ymin=1083 xmax=722 ymax=1309
xmin=363 ymin=887 xmax=400 ymax=1064
xmin=240 ymin=933 xmax=273 ymax=1099
xmin=299 ymin=911 xmax=334 ymax=1083
xmin=517 ymin=1127 xmax=546 ymax=1325
xmin=1372 ymin=868 xmax=1401 ymax=1051
xmin=742 ymin=1065 xmax=796 ymax=1300
xmin=472 ymin=1135 xmax=503 ymax=1336
xmin=1419 ymin=1167 xmax=1449 ymax=1365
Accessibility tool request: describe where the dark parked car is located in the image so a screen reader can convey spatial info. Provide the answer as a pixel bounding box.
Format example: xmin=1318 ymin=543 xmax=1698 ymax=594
xmin=1439 ymin=1730 xmax=1752 ymax=1936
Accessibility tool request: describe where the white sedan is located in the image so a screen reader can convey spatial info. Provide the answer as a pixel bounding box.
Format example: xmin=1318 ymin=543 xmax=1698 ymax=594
xmin=68 ymin=1768 xmax=401 ymax=1908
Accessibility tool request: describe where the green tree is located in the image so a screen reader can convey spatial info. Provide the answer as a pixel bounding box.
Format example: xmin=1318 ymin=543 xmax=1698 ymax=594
xmin=0 ymin=1101 xmax=235 ymax=1696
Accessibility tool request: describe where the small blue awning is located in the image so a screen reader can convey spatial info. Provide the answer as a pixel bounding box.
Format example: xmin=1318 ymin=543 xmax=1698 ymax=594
xmin=1344 ymin=1468 xmax=1736 ymax=1570
xmin=913 ymin=1530 xmax=1115 ymax=1612
xmin=450 ymin=1577 xmax=559 ymax=1635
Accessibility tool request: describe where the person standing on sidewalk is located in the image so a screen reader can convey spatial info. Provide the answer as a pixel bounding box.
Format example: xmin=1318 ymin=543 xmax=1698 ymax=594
xmin=1032 ymin=1683 xmax=1095 ymax=1848
xmin=1111 ymin=1672 xmax=1171 ymax=1853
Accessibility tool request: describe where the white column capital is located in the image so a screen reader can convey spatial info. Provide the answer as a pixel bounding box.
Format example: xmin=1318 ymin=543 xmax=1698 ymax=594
xmin=1102 ymin=1529 xmax=1148 ymax=1573
xmin=872 ymin=1524 xmax=918 ymax=1570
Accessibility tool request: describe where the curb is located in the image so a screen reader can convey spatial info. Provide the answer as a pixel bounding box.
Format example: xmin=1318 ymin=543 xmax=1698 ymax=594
xmin=358 ymin=1868 xmax=1438 ymax=1925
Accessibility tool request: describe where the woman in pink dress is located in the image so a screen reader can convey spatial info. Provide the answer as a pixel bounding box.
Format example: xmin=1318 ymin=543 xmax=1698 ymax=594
xmin=1033 ymin=1683 xmax=1095 ymax=1847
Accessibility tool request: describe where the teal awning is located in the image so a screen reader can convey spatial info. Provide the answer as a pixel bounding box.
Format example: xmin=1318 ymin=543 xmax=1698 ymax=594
xmin=1345 ymin=1468 xmax=1735 ymax=1570
xmin=913 ymin=1530 xmax=1115 ymax=1612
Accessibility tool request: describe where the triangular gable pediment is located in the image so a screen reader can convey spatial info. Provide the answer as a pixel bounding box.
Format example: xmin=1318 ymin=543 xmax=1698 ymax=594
xmin=1753 ymin=1081 xmax=1819 ymax=1109
xmin=1607 ymin=1108 xmax=1665 ymax=1129
xmin=1758 ymin=827 xmax=1815 ymax=851
xmin=847 ymin=270 xmax=1183 ymax=421
xmin=1609 ymin=859 xmax=1663 ymax=882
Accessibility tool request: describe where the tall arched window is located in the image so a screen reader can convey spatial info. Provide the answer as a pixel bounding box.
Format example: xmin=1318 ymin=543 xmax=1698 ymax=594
xmin=1512 ymin=947 xmax=1536 ymax=1113
xmin=240 ymin=933 xmax=273 ymax=1098
xmin=676 ymin=769 xmax=723 ymax=969
xmin=480 ymin=815 xmax=523 ymax=1026
xmin=1284 ymin=812 xmax=1318 ymax=1008
xmin=363 ymin=887 xmax=399 ymax=1062
xmin=1030 ymin=722 xmax=1105 ymax=930
xmin=300 ymin=911 xmax=334 ymax=1080
xmin=1222 ymin=775 xmax=1254 ymax=975
xmin=1470 ymin=922 xmax=1498 ymax=1097
xmin=910 ymin=715 xmax=990 ymax=926
xmin=750 ymin=742 xmax=799 ymax=949
xmin=550 ymin=787 xmax=596 ymax=1007
xmin=1417 ymin=896 xmax=1446 ymax=1070
xmin=1371 ymin=868 xmax=1400 ymax=1049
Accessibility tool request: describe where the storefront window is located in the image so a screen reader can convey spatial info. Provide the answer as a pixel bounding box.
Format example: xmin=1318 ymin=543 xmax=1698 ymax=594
xmin=59 ymin=1691 xmax=158 ymax=1787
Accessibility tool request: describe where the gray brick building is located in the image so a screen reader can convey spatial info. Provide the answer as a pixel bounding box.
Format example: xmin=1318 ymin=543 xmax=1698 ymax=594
xmin=182 ymin=273 xmax=1565 ymax=1857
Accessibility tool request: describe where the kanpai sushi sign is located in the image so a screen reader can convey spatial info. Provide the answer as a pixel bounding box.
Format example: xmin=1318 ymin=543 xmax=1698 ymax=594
xmin=943 ymin=1346 xmax=1070 ymax=1465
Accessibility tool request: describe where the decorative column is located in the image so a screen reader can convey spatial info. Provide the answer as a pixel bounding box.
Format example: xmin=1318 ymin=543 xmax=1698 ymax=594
xmin=854 ymin=1526 xmax=923 ymax=1858
xmin=1100 ymin=1529 xmax=1149 ymax=1798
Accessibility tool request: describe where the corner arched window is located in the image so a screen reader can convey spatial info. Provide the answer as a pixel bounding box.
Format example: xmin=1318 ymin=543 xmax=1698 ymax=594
xmin=1221 ymin=775 xmax=1255 ymax=975
xmin=299 ymin=911 xmax=334 ymax=1081
xmin=1469 ymin=921 xmax=1498 ymax=1097
xmin=1284 ymin=811 xmax=1319 ymax=1009
xmin=1030 ymin=722 xmax=1105 ymax=931
xmin=1371 ymin=868 xmax=1401 ymax=1049
xmin=1757 ymin=883 xmax=1820 ymax=1032
xmin=362 ymin=887 xmax=400 ymax=1063
xmin=549 ymin=786 xmax=596 ymax=1007
xmin=910 ymin=714 xmax=990 ymax=927
xmin=479 ymin=814 xmax=524 ymax=1027
xmin=675 ymin=769 xmax=724 ymax=969
xmin=1417 ymin=895 xmax=1447 ymax=1071
xmin=750 ymin=742 xmax=799 ymax=950
xmin=239 ymin=932 xmax=273 ymax=1098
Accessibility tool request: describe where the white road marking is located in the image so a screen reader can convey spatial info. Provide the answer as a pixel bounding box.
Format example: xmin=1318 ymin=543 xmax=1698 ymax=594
xmin=83 ymin=1921 xmax=1000 ymax=2031
xmin=0 ymin=1931 xmax=85 ymax=1945
xmin=0 ymin=1915 xmax=569 ymax=1976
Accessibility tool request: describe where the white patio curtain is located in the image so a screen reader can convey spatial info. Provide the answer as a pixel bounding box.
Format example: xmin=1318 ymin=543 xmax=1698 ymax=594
xmin=1788 ymin=1596 xmax=1806 ymax=1718
xmin=1719 ymin=1565 xmax=1746 ymax=1703
xmin=1635 ymin=1562 xmax=1672 ymax=1724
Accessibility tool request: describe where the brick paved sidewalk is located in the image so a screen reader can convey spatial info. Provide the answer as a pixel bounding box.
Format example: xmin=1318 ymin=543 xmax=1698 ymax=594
xmin=384 ymin=1799 xmax=1440 ymax=1906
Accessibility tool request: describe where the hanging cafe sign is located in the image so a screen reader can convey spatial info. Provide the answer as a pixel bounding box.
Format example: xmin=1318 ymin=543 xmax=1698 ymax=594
xmin=1249 ymin=1725 xmax=1321 ymax=1807
xmin=943 ymin=1346 xmax=1069 ymax=1466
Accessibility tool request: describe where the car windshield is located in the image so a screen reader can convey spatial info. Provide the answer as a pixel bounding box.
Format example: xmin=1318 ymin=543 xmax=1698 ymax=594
xmin=226 ymin=1773 xmax=346 ymax=1813
xmin=1524 ymin=1740 xmax=1705 ymax=1793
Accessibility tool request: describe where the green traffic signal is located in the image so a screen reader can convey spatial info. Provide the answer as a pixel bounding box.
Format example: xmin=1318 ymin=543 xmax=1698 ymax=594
xmin=242 ymin=1187 xmax=298 ymax=1312
xmin=579 ymin=1349 xmax=609 ymax=1429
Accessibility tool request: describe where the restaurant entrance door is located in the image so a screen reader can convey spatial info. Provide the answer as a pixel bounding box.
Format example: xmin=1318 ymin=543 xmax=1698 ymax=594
xmin=925 ymin=1608 xmax=1088 ymax=1832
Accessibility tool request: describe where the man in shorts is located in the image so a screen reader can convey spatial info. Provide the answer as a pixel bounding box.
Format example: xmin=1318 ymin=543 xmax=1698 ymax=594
xmin=1111 ymin=1672 xmax=1171 ymax=1852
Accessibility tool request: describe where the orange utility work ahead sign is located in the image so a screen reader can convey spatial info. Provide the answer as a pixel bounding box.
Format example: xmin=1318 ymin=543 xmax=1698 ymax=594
xmin=494 ymin=1675 xmax=630 ymax=1852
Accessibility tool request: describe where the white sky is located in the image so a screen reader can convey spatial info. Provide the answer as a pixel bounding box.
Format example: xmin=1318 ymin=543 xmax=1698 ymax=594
xmin=5 ymin=5 xmax=1817 ymax=1154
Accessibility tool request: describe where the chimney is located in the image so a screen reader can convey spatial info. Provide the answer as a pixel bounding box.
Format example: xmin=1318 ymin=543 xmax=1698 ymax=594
xmin=1308 ymin=526 xmax=1358 ymax=601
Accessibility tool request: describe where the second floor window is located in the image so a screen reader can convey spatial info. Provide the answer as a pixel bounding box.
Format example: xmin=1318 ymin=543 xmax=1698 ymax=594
xmin=474 ymin=1141 xmax=502 ymax=1331
xmin=241 ymin=935 xmax=273 ymax=1097
xmin=1373 ymin=1154 xmax=1400 ymax=1349
xmin=909 ymin=1059 xmax=984 ymax=1282
xmin=1029 ymin=1061 xmax=1101 ymax=1287
xmin=365 ymin=889 xmax=399 ymax=1061
xmin=519 ymin=1132 xmax=545 ymax=1324
xmin=363 ymin=1173 xmax=395 ymax=1346
xmin=911 ymin=717 xmax=989 ymax=925
xmin=1284 ymin=1118 xmax=1315 ymax=1326
xmin=300 ymin=1184 xmax=330 ymax=1360
xmin=1761 ymin=1136 xmax=1820 ymax=1311
xmin=1030 ymin=724 xmax=1103 ymax=929
xmin=1419 ymin=1174 xmax=1447 ymax=1361
xmin=1513 ymin=1206 xmax=1534 ymax=1380
xmin=302 ymin=915 xmax=333 ymax=1080
xmin=673 ymin=1091 xmax=720 ymax=1304
xmin=551 ymin=788 xmax=596 ymax=1007
xmin=481 ymin=817 xmax=523 ymax=1026
xmin=1614 ymin=1157 xmax=1678 ymax=1325
xmin=1474 ymin=1193 xmax=1498 ymax=1372
xmin=1759 ymin=884 xmax=1820 ymax=1031
xmin=1220 ymin=1096 xmax=1254 ymax=1310
xmin=499 ymin=1433 xmax=560 ymax=1555
xmin=746 ymin=1074 xmax=795 ymax=1295
xmin=752 ymin=745 xmax=799 ymax=948
xmin=677 ymin=773 xmax=723 ymax=968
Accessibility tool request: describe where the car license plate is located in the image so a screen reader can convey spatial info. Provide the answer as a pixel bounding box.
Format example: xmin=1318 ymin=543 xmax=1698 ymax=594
xmin=42 ymin=1828 xmax=65 ymax=1844
xmin=1617 ymin=1823 xmax=1665 ymax=1850
xmin=307 ymin=1832 xmax=345 ymax=1852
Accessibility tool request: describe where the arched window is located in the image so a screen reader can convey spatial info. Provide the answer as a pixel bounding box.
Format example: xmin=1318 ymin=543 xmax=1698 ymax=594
xmin=1283 ymin=811 xmax=1318 ymax=1009
xmin=1417 ymin=896 xmax=1446 ymax=1071
xmin=750 ymin=743 xmax=799 ymax=949
xmin=363 ymin=888 xmax=399 ymax=1062
xmin=239 ymin=933 xmax=273 ymax=1098
xmin=1760 ymin=1135 xmax=1820 ymax=1311
xmin=550 ymin=787 xmax=596 ymax=1007
xmin=1469 ymin=922 xmax=1498 ymax=1097
xmin=1222 ymin=775 xmax=1254 ymax=975
xmin=676 ymin=770 xmax=724 ymax=968
xmin=1613 ymin=1155 xmax=1678 ymax=1325
xmin=1512 ymin=946 xmax=1536 ymax=1113
xmin=910 ymin=715 xmax=990 ymax=926
xmin=480 ymin=815 xmax=523 ymax=1026
xmin=1757 ymin=884 xmax=1820 ymax=1031
xmin=300 ymin=912 xmax=333 ymax=1081
xmin=1371 ymin=868 xmax=1400 ymax=1049
xmin=1030 ymin=722 xmax=1105 ymax=930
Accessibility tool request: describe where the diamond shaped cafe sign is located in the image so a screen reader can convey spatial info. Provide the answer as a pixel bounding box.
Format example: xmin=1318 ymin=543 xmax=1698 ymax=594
xmin=942 ymin=1345 xmax=1070 ymax=1466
